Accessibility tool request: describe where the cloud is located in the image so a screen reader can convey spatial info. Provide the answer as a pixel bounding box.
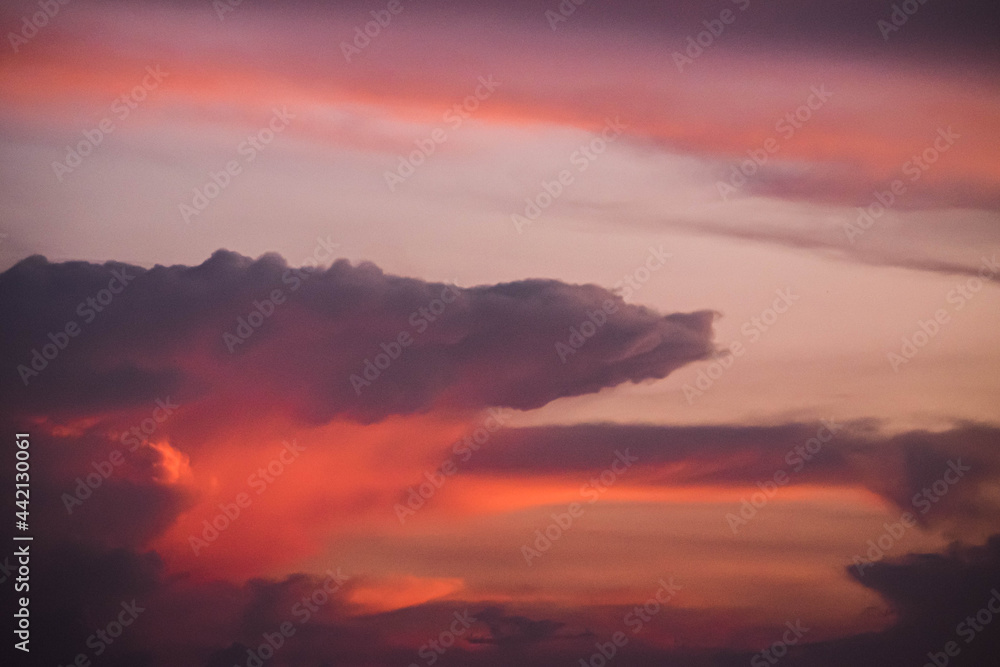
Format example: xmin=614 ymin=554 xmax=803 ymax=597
xmin=467 ymin=607 xmax=567 ymax=646
xmin=461 ymin=421 xmax=1000 ymax=537
xmin=658 ymin=215 xmax=1000 ymax=281
xmin=11 ymin=0 xmax=995 ymax=60
xmin=1 ymin=251 xmax=716 ymax=423
xmin=0 ymin=538 xmax=581 ymax=667
xmin=8 ymin=535 xmax=997 ymax=667
xmin=760 ymin=535 xmax=1000 ymax=667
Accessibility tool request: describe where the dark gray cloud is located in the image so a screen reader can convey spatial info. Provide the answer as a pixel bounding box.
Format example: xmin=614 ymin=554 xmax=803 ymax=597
xmin=461 ymin=421 xmax=1000 ymax=536
xmin=5 ymin=535 xmax=997 ymax=667
xmin=2 ymin=0 xmax=995 ymax=64
xmin=0 ymin=251 xmax=715 ymax=423
xmin=468 ymin=607 xmax=567 ymax=646
xmin=761 ymin=535 xmax=1000 ymax=667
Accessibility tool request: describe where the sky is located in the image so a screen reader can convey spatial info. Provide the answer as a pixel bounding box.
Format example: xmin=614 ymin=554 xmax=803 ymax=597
xmin=1 ymin=1 xmax=999 ymax=665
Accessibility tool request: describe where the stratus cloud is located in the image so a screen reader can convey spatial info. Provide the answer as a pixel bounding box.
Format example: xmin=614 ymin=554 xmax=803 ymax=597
xmin=9 ymin=535 xmax=999 ymax=667
xmin=0 ymin=251 xmax=715 ymax=422
xmin=657 ymin=211 xmax=1000 ymax=281
xmin=460 ymin=421 xmax=1000 ymax=538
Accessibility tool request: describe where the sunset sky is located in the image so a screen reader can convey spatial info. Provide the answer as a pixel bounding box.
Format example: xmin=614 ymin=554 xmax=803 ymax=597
xmin=2 ymin=1 xmax=999 ymax=665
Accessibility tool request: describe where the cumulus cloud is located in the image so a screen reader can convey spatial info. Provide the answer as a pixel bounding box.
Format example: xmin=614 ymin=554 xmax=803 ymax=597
xmin=1 ymin=251 xmax=716 ymax=423
xmin=4 ymin=253 xmax=997 ymax=667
